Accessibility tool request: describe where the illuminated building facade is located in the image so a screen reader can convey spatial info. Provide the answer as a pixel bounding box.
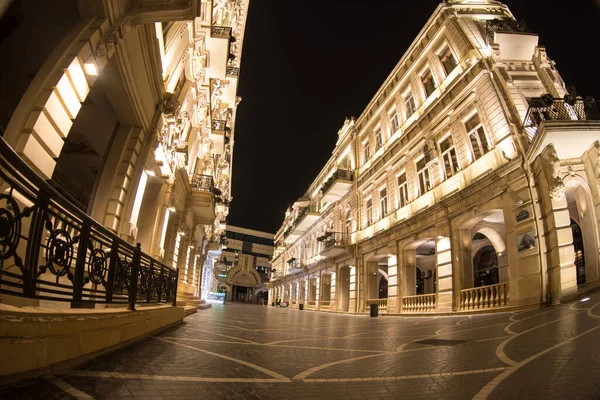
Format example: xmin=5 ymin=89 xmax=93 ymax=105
xmin=268 ymin=0 xmax=600 ymax=315
xmin=211 ymin=225 xmax=274 ymax=303
xmin=0 ymin=0 xmax=249 ymax=307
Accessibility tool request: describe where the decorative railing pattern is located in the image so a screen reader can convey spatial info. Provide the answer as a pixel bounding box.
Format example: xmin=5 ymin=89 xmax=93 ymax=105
xmin=321 ymin=169 xmax=354 ymax=196
xmin=402 ymin=294 xmax=436 ymax=312
xmin=486 ymin=18 xmax=531 ymax=44
xmin=460 ymin=282 xmax=509 ymax=310
xmin=0 ymin=138 xmax=178 ymax=309
xmin=212 ymin=119 xmax=227 ymax=132
xmin=226 ymin=66 xmax=240 ymax=77
xmin=522 ymin=96 xmax=600 ymax=142
xmin=284 ymin=204 xmax=319 ymax=239
xmin=366 ymin=298 xmax=388 ymax=311
xmin=191 ymin=174 xmax=214 ymax=192
xmin=318 ymin=232 xmax=348 ymax=252
xmin=211 ymin=26 xmax=232 ymax=38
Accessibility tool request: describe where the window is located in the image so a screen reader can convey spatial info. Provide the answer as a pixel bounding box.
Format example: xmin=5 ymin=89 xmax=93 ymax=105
xmin=465 ymin=114 xmax=491 ymax=161
xmin=421 ymin=69 xmax=437 ymax=98
xmin=363 ymin=141 xmax=370 ymax=164
xmin=375 ymin=128 xmax=383 ymax=151
xmin=345 ymin=210 xmax=352 ymax=237
xmin=397 ymin=173 xmax=409 ymax=208
xmin=417 ymin=158 xmax=432 ymax=196
xmin=380 ymin=187 xmax=388 ymax=218
xmin=390 ymin=110 xmax=400 ymax=134
xmin=366 ymin=198 xmax=373 ymax=226
xmin=404 ymin=92 xmax=417 ymax=117
xmin=439 ymin=46 xmax=458 ymax=76
xmin=439 ymin=136 xmax=460 ymax=179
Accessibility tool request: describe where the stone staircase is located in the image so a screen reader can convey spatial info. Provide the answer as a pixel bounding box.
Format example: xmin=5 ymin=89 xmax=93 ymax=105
xmin=177 ymin=291 xmax=212 ymax=314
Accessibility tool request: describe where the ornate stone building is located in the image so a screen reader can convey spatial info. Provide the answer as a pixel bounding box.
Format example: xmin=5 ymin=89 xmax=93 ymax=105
xmin=268 ymin=0 xmax=600 ymax=315
xmin=0 ymin=0 xmax=249 ymax=306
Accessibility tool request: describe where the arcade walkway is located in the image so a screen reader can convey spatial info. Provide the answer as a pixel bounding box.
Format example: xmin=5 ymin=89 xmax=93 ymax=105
xmin=3 ymin=292 xmax=600 ymax=399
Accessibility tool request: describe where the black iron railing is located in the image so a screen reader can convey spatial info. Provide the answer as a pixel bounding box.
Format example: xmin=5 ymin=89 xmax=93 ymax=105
xmin=0 ymin=138 xmax=178 ymax=309
xmin=321 ymin=169 xmax=354 ymax=196
xmin=211 ymin=26 xmax=232 ymax=38
xmin=191 ymin=174 xmax=214 ymax=192
xmin=486 ymin=18 xmax=532 ymax=44
xmin=522 ymin=96 xmax=600 ymax=142
xmin=317 ymin=232 xmax=348 ymax=252
xmin=212 ymin=119 xmax=227 ymax=132
xmin=226 ymin=66 xmax=240 ymax=77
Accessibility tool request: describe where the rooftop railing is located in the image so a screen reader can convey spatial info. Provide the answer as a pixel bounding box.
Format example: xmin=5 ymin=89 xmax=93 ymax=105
xmin=0 ymin=137 xmax=178 ymax=309
xmin=522 ymin=96 xmax=600 ymax=142
xmin=191 ymin=174 xmax=214 ymax=192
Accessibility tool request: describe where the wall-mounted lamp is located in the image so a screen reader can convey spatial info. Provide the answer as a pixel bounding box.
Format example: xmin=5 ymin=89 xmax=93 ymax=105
xmin=437 ymin=235 xmax=445 ymax=239
xmin=84 ymin=62 xmax=98 ymax=76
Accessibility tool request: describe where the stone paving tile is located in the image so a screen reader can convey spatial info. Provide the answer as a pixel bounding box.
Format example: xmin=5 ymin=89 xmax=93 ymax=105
xmin=2 ymin=295 xmax=600 ymax=399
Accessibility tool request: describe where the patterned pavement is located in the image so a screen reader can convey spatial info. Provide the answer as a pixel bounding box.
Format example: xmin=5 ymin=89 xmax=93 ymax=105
xmin=2 ymin=291 xmax=600 ymax=399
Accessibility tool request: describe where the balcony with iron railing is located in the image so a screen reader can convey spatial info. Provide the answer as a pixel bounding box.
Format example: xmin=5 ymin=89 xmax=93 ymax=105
xmin=286 ymin=257 xmax=305 ymax=274
xmin=283 ymin=204 xmax=320 ymax=241
xmin=317 ymin=232 xmax=350 ymax=258
xmin=321 ymin=169 xmax=354 ymax=204
xmin=189 ymin=174 xmax=217 ymax=225
xmin=522 ymin=96 xmax=600 ymax=143
xmin=0 ymin=137 xmax=179 ymax=310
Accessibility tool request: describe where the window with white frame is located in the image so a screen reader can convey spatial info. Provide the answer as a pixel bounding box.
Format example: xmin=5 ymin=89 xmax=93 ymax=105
xmin=366 ymin=198 xmax=373 ymax=226
xmin=363 ymin=141 xmax=370 ymax=164
xmin=417 ymin=158 xmax=432 ymax=196
xmin=375 ymin=128 xmax=383 ymax=151
xmin=379 ymin=187 xmax=388 ymax=218
xmin=439 ymin=135 xmax=460 ymax=179
xmin=397 ymin=173 xmax=409 ymax=208
xmin=421 ymin=69 xmax=437 ymax=98
xmin=390 ymin=109 xmax=400 ymax=134
xmin=465 ymin=113 xmax=491 ymax=161
xmin=439 ymin=45 xmax=458 ymax=76
xmin=404 ymin=91 xmax=417 ymax=117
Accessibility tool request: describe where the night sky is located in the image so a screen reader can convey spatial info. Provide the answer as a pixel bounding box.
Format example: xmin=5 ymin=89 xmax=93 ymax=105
xmin=228 ymin=0 xmax=600 ymax=234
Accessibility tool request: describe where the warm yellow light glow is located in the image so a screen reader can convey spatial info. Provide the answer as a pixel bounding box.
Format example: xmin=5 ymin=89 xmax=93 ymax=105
xmin=84 ymin=62 xmax=98 ymax=76
xmin=145 ymin=169 xmax=156 ymax=177
xmin=129 ymin=171 xmax=149 ymax=227
xmin=168 ymin=206 xmax=176 ymax=212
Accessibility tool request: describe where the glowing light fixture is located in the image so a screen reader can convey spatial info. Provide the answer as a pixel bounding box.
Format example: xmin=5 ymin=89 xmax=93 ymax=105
xmin=581 ymin=297 xmax=590 ymax=302
xmin=168 ymin=206 xmax=176 ymax=212
xmin=437 ymin=235 xmax=445 ymax=239
xmin=84 ymin=62 xmax=98 ymax=76
xmin=145 ymin=169 xmax=156 ymax=177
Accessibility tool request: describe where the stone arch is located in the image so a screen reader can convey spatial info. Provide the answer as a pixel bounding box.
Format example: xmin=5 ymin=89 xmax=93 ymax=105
xmin=226 ymin=265 xmax=262 ymax=288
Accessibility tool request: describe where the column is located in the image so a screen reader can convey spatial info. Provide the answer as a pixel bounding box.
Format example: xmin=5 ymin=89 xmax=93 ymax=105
xmin=330 ymin=271 xmax=337 ymax=310
xmin=436 ymin=236 xmax=453 ymax=312
xmin=387 ymin=253 xmax=399 ymax=313
xmin=452 ymin=229 xmax=472 ymax=310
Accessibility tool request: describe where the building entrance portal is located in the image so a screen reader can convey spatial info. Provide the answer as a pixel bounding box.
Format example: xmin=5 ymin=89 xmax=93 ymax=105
xmin=416 ymin=240 xmax=436 ymax=295
xmin=232 ymin=285 xmax=254 ymax=303
xmin=338 ymin=267 xmax=351 ymax=312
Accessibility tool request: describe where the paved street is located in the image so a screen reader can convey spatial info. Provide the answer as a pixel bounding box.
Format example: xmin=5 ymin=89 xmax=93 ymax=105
xmin=3 ymin=292 xmax=600 ymax=400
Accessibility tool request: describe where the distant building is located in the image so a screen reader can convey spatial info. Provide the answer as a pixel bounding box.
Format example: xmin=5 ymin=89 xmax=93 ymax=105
xmin=268 ymin=0 xmax=600 ymax=315
xmin=210 ymin=226 xmax=274 ymax=303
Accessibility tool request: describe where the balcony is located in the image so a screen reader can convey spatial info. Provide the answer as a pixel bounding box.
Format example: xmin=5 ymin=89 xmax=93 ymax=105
xmin=286 ymin=258 xmax=305 ymax=274
xmin=210 ymin=117 xmax=230 ymax=155
xmin=189 ymin=174 xmax=216 ymax=225
xmin=284 ymin=205 xmax=320 ymax=242
xmin=317 ymin=232 xmax=350 ymax=258
xmin=321 ymin=169 xmax=354 ymax=203
xmin=486 ymin=18 xmax=538 ymax=60
xmin=211 ymin=26 xmax=232 ymax=39
xmin=523 ymin=96 xmax=600 ymax=142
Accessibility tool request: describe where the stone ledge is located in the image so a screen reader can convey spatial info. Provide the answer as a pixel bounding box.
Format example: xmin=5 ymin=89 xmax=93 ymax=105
xmin=0 ymin=304 xmax=186 ymax=379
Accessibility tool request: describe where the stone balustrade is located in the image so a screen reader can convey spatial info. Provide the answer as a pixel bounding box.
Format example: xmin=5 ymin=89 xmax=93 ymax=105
xmin=460 ymin=282 xmax=509 ymax=310
xmin=402 ymin=294 xmax=436 ymax=312
xmin=366 ymin=298 xmax=388 ymax=311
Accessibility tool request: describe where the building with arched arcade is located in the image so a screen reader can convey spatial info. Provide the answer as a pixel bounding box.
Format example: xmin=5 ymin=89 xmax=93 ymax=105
xmin=268 ymin=0 xmax=600 ymax=315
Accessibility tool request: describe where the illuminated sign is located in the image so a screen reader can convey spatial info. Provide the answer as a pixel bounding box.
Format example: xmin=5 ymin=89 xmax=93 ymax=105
xmin=206 ymin=292 xmax=226 ymax=304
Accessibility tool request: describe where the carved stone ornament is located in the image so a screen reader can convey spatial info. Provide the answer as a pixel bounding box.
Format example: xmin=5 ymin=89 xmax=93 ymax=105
xmin=542 ymin=144 xmax=565 ymax=200
xmin=594 ymin=141 xmax=600 ymax=180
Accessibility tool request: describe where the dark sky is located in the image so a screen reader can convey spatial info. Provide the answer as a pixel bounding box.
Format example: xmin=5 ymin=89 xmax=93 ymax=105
xmin=229 ymin=0 xmax=600 ymax=234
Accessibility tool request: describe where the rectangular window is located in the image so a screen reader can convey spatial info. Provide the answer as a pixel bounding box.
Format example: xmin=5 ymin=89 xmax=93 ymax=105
xmin=379 ymin=187 xmax=388 ymax=218
xmin=390 ymin=110 xmax=400 ymax=134
xmin=366 ymin=198 xmax=373 ymax=226
xmin=439 ymin=46 xmax=458 ymax=76
xmin=465 ymin=114 xmax=490 ymax=161
xmin=375 ymin=128 xmax=383 ymax=151
xmin=363 ymin=141 xmax=370 ymax=164
xmin=417 ymin=158 xmax=432 ymax=196
xmin=421 ymin=69 xmax=437 ymax=98
xmin=397 ymin=173 xmax=409 ymax=208
xmin=439 ymin=136 xmax=460 ymax=179
xmin=404 ymin=92 xmax=417 ymax=117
